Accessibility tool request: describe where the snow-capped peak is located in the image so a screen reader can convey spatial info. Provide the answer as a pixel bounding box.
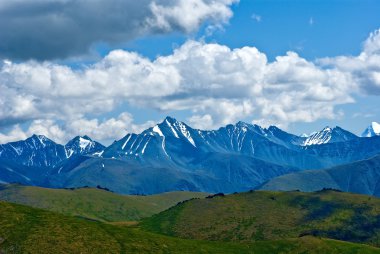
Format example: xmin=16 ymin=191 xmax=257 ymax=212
xmin=64 ymin=136 xmax=104 ymax=158
xmin=302 ymin=126 xmax=333 ymax=146
xmin=302 ymin=126 xmax=357 ymax=146
xmin=30 ymin=134 xmax=51 ymax=147
xmin=153 ymin=117 xmax=196 ymax=147
xmin=79 ymin=136 xmax=91 ymax=150
xmin=362 ymin=122 xmax=380 ymax=137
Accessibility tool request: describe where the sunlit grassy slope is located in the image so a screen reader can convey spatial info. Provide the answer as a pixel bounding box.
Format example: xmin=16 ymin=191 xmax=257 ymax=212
xmin=0 ymin=200 xmax=379 ymax=254
xmin=142 ymin=189 xmax=380 ymax=247
xmin=0 ymin=184 xmax=207 ymax=222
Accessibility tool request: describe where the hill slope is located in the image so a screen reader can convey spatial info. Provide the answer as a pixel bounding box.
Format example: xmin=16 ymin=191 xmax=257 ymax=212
xmin=0 ymin=200 xmax=379 ymax=254
xmin=260 ymin=155 xmax=380 ymax=196
xmin=142 ymin=190 xmax=380 ymax=247
xmin=0 ymin=184 xmax=207 ymax=222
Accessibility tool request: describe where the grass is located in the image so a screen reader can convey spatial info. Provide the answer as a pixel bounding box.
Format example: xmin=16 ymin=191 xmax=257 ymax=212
xmin=0 ymin=200 xmax=379 ymax=253
xmin=141 ymin=189 xmax=380 ymax=247
xmin=0 ymin=184 xmax=208 ymax=222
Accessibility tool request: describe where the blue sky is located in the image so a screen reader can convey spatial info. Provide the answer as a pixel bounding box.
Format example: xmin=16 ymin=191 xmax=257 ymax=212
xmin=0 ymin=0 xmax=379 ymax=143
xmin=106 ymin=0 xmax=380 ymax=136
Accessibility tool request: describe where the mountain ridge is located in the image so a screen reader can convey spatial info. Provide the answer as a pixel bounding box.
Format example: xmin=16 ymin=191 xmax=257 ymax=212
xmin=1 ymin=117 xmax=380 ymax=195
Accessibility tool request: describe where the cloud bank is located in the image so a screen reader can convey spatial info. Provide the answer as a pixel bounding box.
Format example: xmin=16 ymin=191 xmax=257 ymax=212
xmin=0 ymin=0 xmax=238 ymax=60
xmin=1 ymin=29 xmax=380 ymax=144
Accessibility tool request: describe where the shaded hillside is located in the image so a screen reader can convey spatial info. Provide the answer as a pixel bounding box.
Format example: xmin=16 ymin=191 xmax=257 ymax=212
xmin=260 ymin=155 xmax=380 ymax=196
xmin=142 ymin=190 xmax=380 ymax=247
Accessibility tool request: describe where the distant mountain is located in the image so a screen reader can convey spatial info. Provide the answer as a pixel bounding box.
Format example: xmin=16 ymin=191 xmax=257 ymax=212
xmin=260 ymin=154 xmax=380 ymax=197
xmin=0 ymin=135 xmax=66 ymax=168
xmin=302 ymin=126 xmax=358 ymax=146
xmin=362 ymin=122 xmax=380 ymax=137
xmin=0 ymin=135 xmax=104 ymax=167
xmin=102 ymin=117 xmax=320 ymax=169
xmin=49 ymin=117 xmax=380 ymax=194
xmin=64 ymin=136 xmax=105 ymax=158
xmin=1 ymin=117 xmax=380 ymax=195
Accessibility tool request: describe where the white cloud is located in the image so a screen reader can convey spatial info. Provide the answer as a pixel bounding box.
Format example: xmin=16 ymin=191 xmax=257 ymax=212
xmin=66 ymin=113 xmax=155 ymax=142
xmin=0 ymin=113 xmax=155 ymax=144
xmin=1 ymin=28 xmax=380 ymax=143
xmin=319 ymin=28 xmax=380 ymax=95
xmin=149 ymin=0 xmax=238 ymax=33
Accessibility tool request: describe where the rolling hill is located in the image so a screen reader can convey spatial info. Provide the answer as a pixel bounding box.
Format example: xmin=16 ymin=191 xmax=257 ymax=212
xmin=0 ymin=200 xmax=379 ymax=254
xmin=142 ymin=189 xmax=380 ymax=247
xmin=0 ymin=184 xmax=207 ymax=222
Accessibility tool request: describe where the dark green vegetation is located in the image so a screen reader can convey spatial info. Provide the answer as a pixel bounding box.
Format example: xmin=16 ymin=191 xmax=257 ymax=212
xmin=0 ymin=184 xmax=208 ymax=222
xmin=0 ymin=200 xmax=379 ymax=254
xmin=142 ymin=189 xmax=380 ymax=248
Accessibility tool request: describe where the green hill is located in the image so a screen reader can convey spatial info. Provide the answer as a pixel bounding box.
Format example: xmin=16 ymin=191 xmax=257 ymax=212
xmin=0 ymin=200 xmax=379 ymax=254
xmin=0 ymin=184 xmax=208 ymax=222
xmin=142 ymin=190 xmax=380 ymax=247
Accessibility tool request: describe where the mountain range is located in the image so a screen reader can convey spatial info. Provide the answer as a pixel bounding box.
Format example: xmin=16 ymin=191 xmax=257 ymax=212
xmin=0 ymin=117 xmax=380 ymax=195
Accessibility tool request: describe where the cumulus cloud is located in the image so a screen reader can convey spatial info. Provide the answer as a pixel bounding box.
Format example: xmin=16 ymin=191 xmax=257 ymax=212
xmin=0 ymin=0 xmax=238 ymax=60
xmin=0 ymin=113 xmax=155 ymax=144
xmin=319 ymin=29 xmax=380 ymax=95
xmin=1 ymin=28 xmax=380 ymax=143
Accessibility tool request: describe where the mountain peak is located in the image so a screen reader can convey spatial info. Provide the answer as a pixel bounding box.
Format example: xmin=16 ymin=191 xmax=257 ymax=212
xmin=64 ymin=135 xmax=104 ymax=158
xmin=302 ymin=126 xmax=357 ymax=146
xmin=81 ymin=135 xmax=92 ymax=141
xmin=163 ymin=116 xmax=178 ymax=123
xmin=322 ymin=126 xmax=333 ymax=131
xmin=28 ymin=134 xmax=54 ymax=146
xmin=362 ymin=122 xmax=380 ymax=137
xmin=235 ymin=121 xmax=252 ymax=130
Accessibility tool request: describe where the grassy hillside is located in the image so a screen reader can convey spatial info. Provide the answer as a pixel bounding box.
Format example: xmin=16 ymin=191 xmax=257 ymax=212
xmin=0 ymin=200 xmax=379 ymax=254
xmin=0 ymin=184 xmax=207 ymax=222
xmin=142 ymin=190 xmax=380 ymax=247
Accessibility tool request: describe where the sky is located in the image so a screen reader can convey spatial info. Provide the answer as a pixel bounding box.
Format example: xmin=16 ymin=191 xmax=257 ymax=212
xmin=0 ymin=0 xmax=380 ymax=145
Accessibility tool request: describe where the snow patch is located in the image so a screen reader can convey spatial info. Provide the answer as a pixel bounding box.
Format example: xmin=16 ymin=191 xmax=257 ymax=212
xmin=302 ymin=127 xmax=332 ymax=146
xmin=153 ymin=125 xmax=164 ymax=137
xmin=141 ymin=138 xmax=150 ymax=154
xmin=166 ymin=119 xmax=179 ymax=138
xmin=93 ymin=150 xmax=104 ymax=157
xmin=122 ymin=135 xmax=132 ymax=150
xmin=176 ymin=122 xmax=196 ymax=147
xmin=79 ymin=137 xmax=91 ymax=150
xmin=65 ymin=149 xmax=74 ymax=158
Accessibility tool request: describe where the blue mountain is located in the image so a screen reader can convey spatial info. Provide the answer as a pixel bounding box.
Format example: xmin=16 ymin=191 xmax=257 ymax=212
xmin=0 ymin=135 xmax=104 ymax=185
xmin=48 ymin=117 xmax=378 ymax=194
xmin=0 ymin=135 xmax=66 ymax=168
xmin=64 ymin=135 xmax=105 ymax=158
xmin=260 ymin=154 xmax=380 ymax=197
xmin=0 ymin=117 xmax=379 ymax=195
